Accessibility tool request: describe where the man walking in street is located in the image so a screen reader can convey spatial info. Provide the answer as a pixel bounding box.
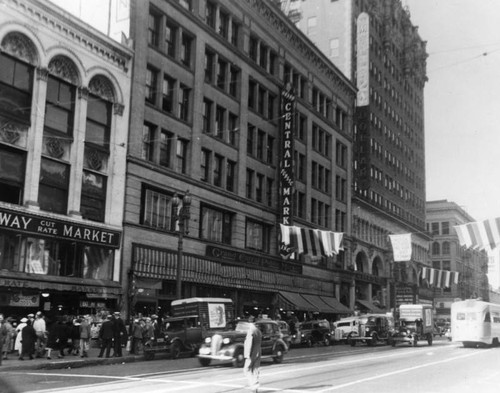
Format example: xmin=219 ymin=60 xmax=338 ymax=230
xmin=243 ymin=316 xmax=262 ymax=393
xmin=112 ymin=312 xmax=127 ymax=357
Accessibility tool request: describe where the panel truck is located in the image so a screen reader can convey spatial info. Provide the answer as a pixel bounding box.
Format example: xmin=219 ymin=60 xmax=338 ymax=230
xmin=144 ymin=297 xmax=234 ymax=360
xmin=391 ymin=304 xmax=434 ymax=347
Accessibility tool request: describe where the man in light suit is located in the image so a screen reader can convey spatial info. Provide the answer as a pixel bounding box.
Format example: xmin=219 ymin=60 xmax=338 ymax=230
xmin=243 ymin=317 xmax=262 ymax=393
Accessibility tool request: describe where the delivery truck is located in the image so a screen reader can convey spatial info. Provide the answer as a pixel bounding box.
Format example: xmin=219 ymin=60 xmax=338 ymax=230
xmin=391 ymin=304 xmax=434 ymax=346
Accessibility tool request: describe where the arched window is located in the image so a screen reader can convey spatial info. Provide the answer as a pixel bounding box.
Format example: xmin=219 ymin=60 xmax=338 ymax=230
xmin=432 ymin=242 xmax=440 ymax=255
xmin=0 ymin=32 xmax=37 ymax=205
xmin=39 ymin=56 xmax=79 ymax=214
xmin=81 ymin=75 xmax=115 ymax=222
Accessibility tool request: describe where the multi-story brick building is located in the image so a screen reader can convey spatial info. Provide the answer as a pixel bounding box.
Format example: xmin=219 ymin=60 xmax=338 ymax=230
xmin=0 ymin=0 xmax=132 ymax=317
xmin=294 ymin=0 xmax=431 ymax=312
xmin=119 ymin=0 xmax=358 ymax=319
xmin=426 ymin=199 xmax=490 ymax=321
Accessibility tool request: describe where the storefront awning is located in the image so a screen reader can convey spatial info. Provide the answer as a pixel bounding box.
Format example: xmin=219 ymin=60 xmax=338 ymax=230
xmin=278 ymin=291 xmax=319 ymax=312
xmin=319 ymin=296 xmax=352 ymax=314
xmin=356 ymin=300 xmax=385 ymax=313
xmin=301 ymin=294 xmax=336 ymax=314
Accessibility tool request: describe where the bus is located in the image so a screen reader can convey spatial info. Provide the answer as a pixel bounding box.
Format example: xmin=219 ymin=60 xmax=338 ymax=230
xmin=450 ymin=299 xmax=500 ymax=348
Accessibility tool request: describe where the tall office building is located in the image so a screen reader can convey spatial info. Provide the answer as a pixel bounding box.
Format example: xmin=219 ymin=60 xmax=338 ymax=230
xmin=293 ymin=0 xmax=431 ymax=311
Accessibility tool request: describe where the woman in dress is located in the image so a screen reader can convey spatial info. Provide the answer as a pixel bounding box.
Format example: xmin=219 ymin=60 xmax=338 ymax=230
xmin=19 ymin=319 xmax=36 ymax=360
xmin=14 ymin=317 xmax=27 ymax=355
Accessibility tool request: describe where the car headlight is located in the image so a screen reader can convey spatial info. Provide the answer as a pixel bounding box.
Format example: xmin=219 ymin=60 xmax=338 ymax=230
xmin=205 ymin=337 xmax=212 ymax=344
xmin=222 ymin=337 xmax=231 ymax=344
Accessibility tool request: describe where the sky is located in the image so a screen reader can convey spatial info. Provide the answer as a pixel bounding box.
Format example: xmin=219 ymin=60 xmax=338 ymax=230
xmin=404 ymin=0 xmax=500 ymax=222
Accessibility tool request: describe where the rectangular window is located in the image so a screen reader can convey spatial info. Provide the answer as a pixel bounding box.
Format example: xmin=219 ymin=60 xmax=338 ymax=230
xmin=266 ymin=136 xmax=274 ymax=164
xmin=0 ymin=145 xmax=26 ymax=204
xmin=336 ymin=141 xmax=347 ymax=167
xmin=266 ymin=177 xmax=273 ymax=207
xmin=176 ymin=138 xmax=188 ymax=174
xmin=165 ymin=21 xmax=178 ymax=57
xmin=86 ymin=95 xmax=111 ymax=150
xmin=246 ymin=169 xmax=254 ymax=199
xmin=215 ymin=106 xmax=225 ymax=139
xmin=258 ymin=87 xmax=266 ymax=115
xmin=202 ymin=98 xmax=213 ymax=133
xmin=180 ymin=32 xmax=193 ymax=68
xmin=431 ymin=222 xmax=439 ymax=235
xmin=213 ymin=154 xmax=223 ymax=187
xmin=231 ymin=20 xmax=240 ymax=47
xmin=206 ymin=1 xmax=216 ymax=29
xmin=0 ymin=53 xmax=33 ymax=123
xmin=249 ymin=35 xmax=258 ymax=62
xmin=81 ymin=171 xmax=106 ymax=222
xmin=39 ymin=158 xmax=69 ymax=214
xmin=142 ymin=123 xmax=155 ymax=161
xmin=162 ymin=75 xmax=175 ymax=113
xmin=247 ymin=124 xmax=255 ymax=155
xmin=336 ymin=176 xmax=346 ymax=202
xmin=245 ymin=219 xmax=270 ymax=252
xmin=256 ymin=173 xmax=264 ymax=203
xmin=259 ymin=44 xmax=268 ymax=69
xmin=148 ymin=11 xmax=160 ymax=47
xmin=145 ymin=66 xmax=158 ymax=105
xmin=219 ymin=9 xmax=229 ymax=38
xmin=45 ymin=76 xmax=75 ymax=135
xmin=268 ymin=93 xmax=276 ymax=120
xmin=178 ymin=84 xmax=190 ymax=121
xmin=160 ymin=129 xmax=173 ymax=167
xmin=335 ymin=209 xmax=346 ymax=232
xmin=201 ymin=205 xmax=233 ymax=244
xmin=228 ymin=112 xmax=238 ymax=146
xmin=216 ymin=58 xmax=227 ymax=90
xmin=257 ymin=130 xmax=265 ymax=160
xmin=229 ymin=65 xmax=239 ymax=97
xmin=142 ymin=187 xmax=173 ymax=230
xmin=201 ymin=148 xmax=211 ymax=182
xmin=205 ymin=49 xmax=215 ymax=83
xmin=248 ymin=79 xmax=256 ymax=109
xmin=226 ymin=160 xmax=236 ymax=192
xmin=442 ymin=221 xmax=450 ymax=235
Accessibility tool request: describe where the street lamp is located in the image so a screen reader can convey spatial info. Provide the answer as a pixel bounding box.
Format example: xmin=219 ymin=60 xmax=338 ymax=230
xmin=172 ymin=190 xmax=192 ymax=299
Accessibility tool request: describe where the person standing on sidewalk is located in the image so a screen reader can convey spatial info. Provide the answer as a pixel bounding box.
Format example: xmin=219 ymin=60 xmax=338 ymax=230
xmin=129 ymin=318 xmax=143 ymax=355
xmin=19 ymin=319 xmax=36 ymax=360
xmin=0 ymin=314 xmax=8 ymax=366
xmin=14 ymin=317 xmax=27 ymax=356
xmin=33 ymin=312 xmax=47 ymax=358
xmin=243 ymin=317 xmax=262 ymax=393
xmin=98 ymin=315 xmax=114 ymax=358
xmin=111 ymin=312 xmax=126 ymax=357
xmin=79 ymin=315 xmax=91 ymax=358
xmin=2 ymin=317 xmax=14 ymax=361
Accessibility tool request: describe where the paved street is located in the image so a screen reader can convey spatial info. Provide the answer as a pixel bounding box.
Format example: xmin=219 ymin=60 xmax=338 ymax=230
xmin=1 ymin=338 xmax=499 ymax=393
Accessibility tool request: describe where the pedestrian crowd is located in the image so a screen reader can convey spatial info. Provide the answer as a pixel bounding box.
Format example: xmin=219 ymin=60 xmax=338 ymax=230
xmin=0 ymin=311 xmax=166 ymax=365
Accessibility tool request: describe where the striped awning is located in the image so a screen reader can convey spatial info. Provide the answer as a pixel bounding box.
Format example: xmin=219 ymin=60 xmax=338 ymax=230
xmin=278 ymin=291 xmax=319 ymax=312
xmin=319 ymin=296 xmax=352 ymax=314
xmin=356 ymin=300 xmax=385 ymax=313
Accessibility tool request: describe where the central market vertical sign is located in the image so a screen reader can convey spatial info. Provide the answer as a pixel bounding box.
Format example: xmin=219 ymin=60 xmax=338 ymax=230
xmin=280 ymin=84 xmax=295 ymax=226
xmin=0 ymin=206 xmax=121 ymax=248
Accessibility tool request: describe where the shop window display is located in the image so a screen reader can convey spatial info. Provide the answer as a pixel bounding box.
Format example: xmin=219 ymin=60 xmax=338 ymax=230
xmin=0 ymin=232 xmax=113 ymax=280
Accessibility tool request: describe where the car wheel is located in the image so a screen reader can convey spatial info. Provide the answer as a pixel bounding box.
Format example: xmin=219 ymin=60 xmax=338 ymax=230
xmin=305 ymin=337 xmax=313 ymax=348
xmin=171 ymin=341 xmax=181 ymax=359
xmin=322 ymin=334 xmax=330 ymax=346
xmin=427 ymin=334 xmax=433 ymax=346
xmin=273 ymin=345 xmax=285 ymax=364
xmin=349 ymin=337 xmax=356 ymax=347
xmin=234 ymin=347 xmax=245 ymax=368
xmin=199 ymin=358 xmax=211 ymax=367
xmin=412 ymin=336 xmax=418 ymax=347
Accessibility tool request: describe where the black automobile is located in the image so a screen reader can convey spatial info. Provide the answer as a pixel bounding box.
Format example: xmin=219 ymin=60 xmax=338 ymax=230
xmin=197 ymin=318 xmax=288 ymax=367
xmin=298 ymin=319 xmax=332 ymax=347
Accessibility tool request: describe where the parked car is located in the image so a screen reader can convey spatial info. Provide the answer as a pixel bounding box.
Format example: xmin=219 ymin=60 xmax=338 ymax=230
xmin=298 ymin=319 xmax=333 ymax=347
xmin=197 ymin=318 xmax=288 ymax=367
xmin=347 ymin=314 xmax=394 ymax=346
xmin=333 ymin=316 xmax=361 ymax=343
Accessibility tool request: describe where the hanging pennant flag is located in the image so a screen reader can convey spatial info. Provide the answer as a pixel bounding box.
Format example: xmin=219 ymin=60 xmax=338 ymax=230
xmin=454 ymin=217 xmax=500 ymax=251
xmin=389 ymin=233 xmax=412 ymax=262
xmin=279 ymin=225 xmax=344 ymax=259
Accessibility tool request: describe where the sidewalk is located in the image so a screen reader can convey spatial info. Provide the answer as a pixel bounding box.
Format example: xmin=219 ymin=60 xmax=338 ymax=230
xmin=0 ymin=345 xmax=168 ymax=372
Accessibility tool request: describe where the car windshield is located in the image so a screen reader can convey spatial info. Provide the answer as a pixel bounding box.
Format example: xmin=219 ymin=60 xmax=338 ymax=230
xmin=235 ymin=321 xmax=252 ymax=332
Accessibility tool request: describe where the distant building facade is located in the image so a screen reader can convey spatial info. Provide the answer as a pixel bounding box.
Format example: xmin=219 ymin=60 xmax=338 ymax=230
xmin=293 ymin=0 xmax=431 ymax=313
xmin=426 ymin=200 xmax=490 ymax=320
xmin=0 ymin=0 xmax=132 ymax=317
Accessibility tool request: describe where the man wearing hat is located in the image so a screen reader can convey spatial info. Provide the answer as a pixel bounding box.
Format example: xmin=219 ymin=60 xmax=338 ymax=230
xmin=112 ymin=312 xmax=126 ymax=357
xmin=0 ymin=314 xmax=7 ymax=365
xmin=33 ymin=312 xmax=46 ymax=358
xmin=98 ymin=315 xmax=114 ymax=358
xmin=151 ymin=315 xmax=161 ymax=338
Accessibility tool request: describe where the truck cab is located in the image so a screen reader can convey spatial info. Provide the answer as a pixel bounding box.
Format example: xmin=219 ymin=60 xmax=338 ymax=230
xmin=347 ymin=314 xmax=394 ymax=346
xmin=391 ymin=304 xmax=434 ymax=347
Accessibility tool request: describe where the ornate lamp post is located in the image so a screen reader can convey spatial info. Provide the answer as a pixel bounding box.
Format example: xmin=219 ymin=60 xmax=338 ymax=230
xmin=172 ymin=190 xmax=192 ymax=299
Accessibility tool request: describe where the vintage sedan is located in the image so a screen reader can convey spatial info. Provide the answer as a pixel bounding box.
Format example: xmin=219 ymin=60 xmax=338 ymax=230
xmin=197 ymin=318 xmax=288 ymax=367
